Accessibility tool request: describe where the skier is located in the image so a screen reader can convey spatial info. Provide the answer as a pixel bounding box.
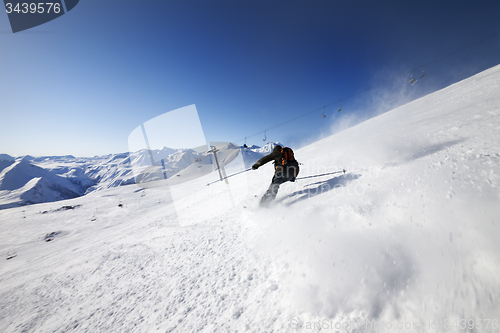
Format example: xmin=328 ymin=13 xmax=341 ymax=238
xmin=252 ymin=144 xmax=299 ymax=206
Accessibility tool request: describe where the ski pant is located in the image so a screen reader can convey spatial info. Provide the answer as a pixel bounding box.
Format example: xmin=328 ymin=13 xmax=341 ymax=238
xmin=260 ymin=172 xmax=295 ymax=206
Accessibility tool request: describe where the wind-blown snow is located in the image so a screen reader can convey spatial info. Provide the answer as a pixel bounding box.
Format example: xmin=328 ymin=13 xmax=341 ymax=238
xmin=0 ymin=65 xmax=499 ymax=332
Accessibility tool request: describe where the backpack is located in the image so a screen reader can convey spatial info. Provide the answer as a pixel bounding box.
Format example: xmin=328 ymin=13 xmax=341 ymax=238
xmin=276 ymin=147 xmax=299 ymax=179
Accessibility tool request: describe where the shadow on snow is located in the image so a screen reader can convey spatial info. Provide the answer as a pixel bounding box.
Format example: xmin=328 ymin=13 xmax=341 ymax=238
xmin=278 ymin=173 xmax=361 ymax=206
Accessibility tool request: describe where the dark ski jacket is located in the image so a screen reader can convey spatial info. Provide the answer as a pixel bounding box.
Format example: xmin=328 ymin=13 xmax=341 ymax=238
xmin=252 ymin=145 xmax=299 ymax=179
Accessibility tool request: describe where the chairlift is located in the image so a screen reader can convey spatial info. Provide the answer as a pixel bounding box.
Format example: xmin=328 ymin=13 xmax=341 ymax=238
xmin=409 ymin=71 xmax=417 ymax=85
xmin=338 ymin=100 xmax=342 ymax=112
xmin=419 ymin=67 xmax=427 ymax=79
xmin=321 ymin=106 xmax=326 ymax=118
xmin=263 ymin=131 xmax=267 ymax=141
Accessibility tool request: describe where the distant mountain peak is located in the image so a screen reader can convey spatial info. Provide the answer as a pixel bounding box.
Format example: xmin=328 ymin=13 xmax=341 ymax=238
xmin=0 ymin=154 xmax=14 ymax=161
xmin=247 ymin=141 xmax=284 ymax=154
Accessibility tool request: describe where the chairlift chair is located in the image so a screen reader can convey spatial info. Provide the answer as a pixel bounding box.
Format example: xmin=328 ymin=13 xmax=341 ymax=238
xmin=419 ymin=67 xmax=427 ymax=79
xmin=409 ymin=71 xmax=417 ymax=85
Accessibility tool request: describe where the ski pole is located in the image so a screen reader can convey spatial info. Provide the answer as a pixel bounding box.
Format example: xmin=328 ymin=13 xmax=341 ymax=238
xmin=295 ymin=169 xmax=346 ymax=180
xmin=206 ymin=168 xmax=252 ymax=186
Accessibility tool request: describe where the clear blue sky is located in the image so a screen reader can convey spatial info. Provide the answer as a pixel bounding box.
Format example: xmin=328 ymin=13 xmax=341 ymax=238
xmin=0 ymin=0 xmax=499 ymax=157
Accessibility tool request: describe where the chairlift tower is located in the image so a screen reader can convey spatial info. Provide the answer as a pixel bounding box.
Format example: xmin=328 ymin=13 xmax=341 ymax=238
xmin=208 ymin=146 xmax=223 ymax=181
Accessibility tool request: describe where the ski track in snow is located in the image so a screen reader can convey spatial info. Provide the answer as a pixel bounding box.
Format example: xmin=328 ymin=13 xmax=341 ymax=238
xmin=1 ymin=66 xmax=500 ymax=332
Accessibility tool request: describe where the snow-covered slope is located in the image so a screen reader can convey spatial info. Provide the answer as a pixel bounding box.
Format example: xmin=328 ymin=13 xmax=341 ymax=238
xmin=0 ymin=65 xmax=499 ymax=332
xmin=0 ymin=160 xmax=15 ymax=174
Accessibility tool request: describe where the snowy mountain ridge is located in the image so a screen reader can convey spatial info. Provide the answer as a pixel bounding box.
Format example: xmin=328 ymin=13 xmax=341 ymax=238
xmin=0 ymin=154 xmax=15 ymax=161
xmin=248 ymin=141 xmax=283 ymax=154
xmin=0 ymin=144 xmax=273 ymax=209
